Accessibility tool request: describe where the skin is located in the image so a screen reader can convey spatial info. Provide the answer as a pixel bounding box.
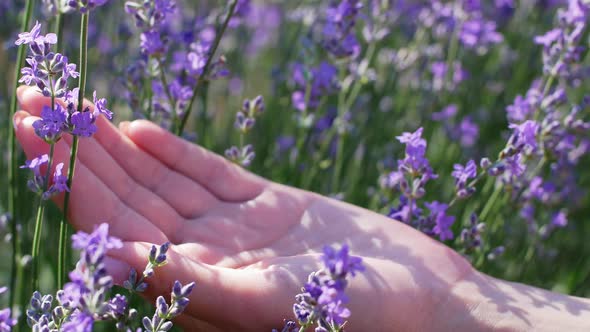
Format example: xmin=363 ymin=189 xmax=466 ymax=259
xmin=13 ymin=86 xmax=590 ymax=331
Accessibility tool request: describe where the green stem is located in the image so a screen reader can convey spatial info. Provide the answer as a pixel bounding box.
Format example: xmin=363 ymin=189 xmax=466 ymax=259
xmin=293 ymin=80 xmax=312 ymax=171
xmin=31 ymin=143 xmax=56 ymax=290
xmin=8 ymin=0 xmax=35 ymax=313
xmin=55 ymin=13 xmax=65 ymax=53
xmin=59 ymin=12 xmax=89 ymax=288
xmin=197 ymin=81 xmax=210 ymax=146
xmin=332 ymin=43 xmax=377 ymax=193
xmin=176 ymin=0 xmax=238 ymax=136
xmin=444 ymin=24 xmax=461 ymax=92
xmin=157 ymin=59 xmax=177 ymax=131
xmin=480 ymin=184 xmax=502 ymax=222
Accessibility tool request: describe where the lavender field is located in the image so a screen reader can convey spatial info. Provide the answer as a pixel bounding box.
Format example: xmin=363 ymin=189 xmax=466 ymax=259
xmin=0 ymin=0 xmax=589 ymax=331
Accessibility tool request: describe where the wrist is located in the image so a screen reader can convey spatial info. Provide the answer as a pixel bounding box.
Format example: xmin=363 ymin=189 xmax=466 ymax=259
xmin=436 ymin=270 xmax=590 ymax=331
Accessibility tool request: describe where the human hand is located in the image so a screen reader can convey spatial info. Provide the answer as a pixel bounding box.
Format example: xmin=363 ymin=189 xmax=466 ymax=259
xmin=17 ymin=86 xmax=590 ymax=332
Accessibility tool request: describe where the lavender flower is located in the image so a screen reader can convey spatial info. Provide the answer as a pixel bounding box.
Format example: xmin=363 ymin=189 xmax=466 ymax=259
xmin=124 ymin=242 xmax=170 ymax=292
xmin=67 ymin=0 xmax=110 ymax=13
xmin=21 ymin=154 xmax=49 ymax=195
xmin=27 ymin=291 xmax=53 ymax=329
xmin=26 ymin=224 xmax=127 ymax=331
xmin=430 ymin=61 xmax=468 ymax=91
xmin=33 ymin=104 xmax=68 ymax=143
xmin=291 ymin=62 xmax=339 ymax=113
xmin=17 ymin=22 xmax=112 ymax=140
xmin=142 ymin=281 xmax=195 ymax=332
xmin=225 ymin=96 xmax=265 ymax=167
xmin=42 ymin=163 xmax=70 ymax=200
xmin=293 ymin=245 xmax=364 ymax=330
xmin=393 ymin=127 xmax=438 ymax=199
xmin=458 ymin=117 xmax=479 ymax=148
xmin=70 ymin=111 xmax=97 ymax=137
xmin=425 ymin=201 xmax=455 ymax=241
xmin=322 ymin=0 xmax=363 ymax=59
xmin=459 ymin=213 xmax=485 ymax=254
xmin=0 ymin=309 xmax=15 ymax=332
xmin=452 ymin=160 xmax=477 ymax=199
xmin=272 ymin=320 xmax=299 ymax=332
xmin=58 ymin=224 xmax=123 ymax=329
xmin=21 ymin=154 xmax=68 ymax=200
xmin=534 ymin=0 xmax=589 ymax=79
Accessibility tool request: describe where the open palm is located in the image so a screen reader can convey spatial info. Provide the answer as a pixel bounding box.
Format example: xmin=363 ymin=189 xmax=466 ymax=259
xmin=15 ymin=86 xmax=475 ymax=331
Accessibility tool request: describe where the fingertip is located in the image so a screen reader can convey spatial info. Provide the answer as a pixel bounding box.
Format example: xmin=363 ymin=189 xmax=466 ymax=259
xmin=19 ymin=87 xmax=47 ymax=116
xmin=126 ymin=119 xmax=158 ymax=140
xmin=13 ymin=110 xmax=31 ymax=132
xmin=118 ymin=121 xmax=130 ymax=134
xmin=16 ymin=85 xmax=30 ymax=103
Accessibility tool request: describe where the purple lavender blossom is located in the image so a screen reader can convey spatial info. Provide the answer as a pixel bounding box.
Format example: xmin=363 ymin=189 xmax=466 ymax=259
xmin=432 ymin=104 xmax=458 ymax=121
xmin=425 ymin=201 xmax=455 ymax=241
xmin=293 ymin=245 xmax=364 ymax=330
xmin=321 ymin=244 xmax=364 ymax=279
xmin=67 ymin=0 xmax=110 ymax=13
xmin=322 ymin=0 xmax=363 ymax=59
xmin=459 ymin=19 xmax=503 ymax=49
xmin=93 ymin=91 xmax=113 ymax=120
xmin=42 ymin=163 xmax=70 ymax=200
xmin=140 ymin=30 xmax=166 ymax=56
xmin=70 ymin=111 xmax=98 ymax=137
xmin=21 ymin=154 xmax=49 ymax=195
xmin=452 ymin=160 xmax=477 ymax=198
xmin=534 ymin=0 xmax=589 ymax=78
xmin=458 ymin=117 xmax=479 ymax=148
xmin=58 ymin=224 xmax=123 ymax=329
xmin=142 ymin=281 xmax=196 ymax=332
xmin=225 ymin=96 xmax=265 ymax=167
xmin=33 ymin=104 xmax=68 ymax=143
xmin=388 ymin=195 xmax=422 ymax=224
xmin=17 ymin=22 xmax=77 ymax=97
xmin=430 ymin=61 xmax=468 ymax=91
xmin=460 ymin=213 xmax=485 ymax=254
xmin=0 ymin=309 xmax=15 ymax=332
xmin=291 ymin=62 xmax=339 ymax=112
xmin=15 ymin=21 xmax=56 ymax=46
xmin=71 ymin=223 xmax=122 ymax=252
xmin=552 ymin=210 xmax=568 ymax=227
xmin=509 ymin=120 xmax=540 ymax=151
xmin=396 ymin=128 xmax=437 ymax=183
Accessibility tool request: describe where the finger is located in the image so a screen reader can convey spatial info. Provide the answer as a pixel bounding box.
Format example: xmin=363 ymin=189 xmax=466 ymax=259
xmin=13 ymin=111 xmax=167 ymax=243
xmin=17 ymin=85 xmax=94 ymax=114
xmin=109 ymin=242 xmax=278 ymax=330
xmin=125 ymin=120 xmax=268 ymax=202
xmin=119 ymin=121 xmax=219 ymax=219
xmin=104 ymin=256 xmax=225 ymax=332
xmin=59 ymin=133 xmax=184 ymax=241
xmin=18 ymin=85 xmax=219 ymax=219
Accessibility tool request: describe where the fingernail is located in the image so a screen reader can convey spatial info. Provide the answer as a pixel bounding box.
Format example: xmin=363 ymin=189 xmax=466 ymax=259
xmin=13 ymin=115 xmax=22 ymax=133
xmin=119 ymin=121 xmax=130 ymax=133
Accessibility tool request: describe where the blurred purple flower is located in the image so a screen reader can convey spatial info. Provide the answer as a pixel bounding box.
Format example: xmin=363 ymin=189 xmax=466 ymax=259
xmin=425 ymin=201 xmax=455 ymax=241
xmin=458 ymin=116 xmax=479 ymax=147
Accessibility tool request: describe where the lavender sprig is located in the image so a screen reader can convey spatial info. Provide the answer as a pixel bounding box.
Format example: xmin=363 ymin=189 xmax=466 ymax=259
xmin=176 ymin=0 xmax=240 ymax=136
xmin=142 ymin=281 xmax=195 ymax=332
xmin=26 ymin=224 xmax=124 ymax=331
xmin=8 ymin=11 xmax=35 ymax=309
xmin=293 ymin=245 xmax=364 ymax=332
xmin=124 ymin=242 xmax=170 ymax=293
xmin=15 ymin=21 xmax=75 ymax=292
xmin=225 ymin=95 xmax=264 ymax=167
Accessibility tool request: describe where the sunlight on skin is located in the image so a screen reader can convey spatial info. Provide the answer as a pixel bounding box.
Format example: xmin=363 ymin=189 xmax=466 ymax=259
xmin=14 ymin=86 xmax=590 ymax=331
